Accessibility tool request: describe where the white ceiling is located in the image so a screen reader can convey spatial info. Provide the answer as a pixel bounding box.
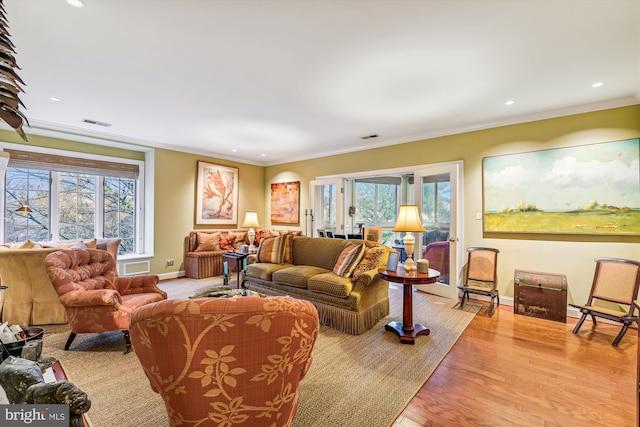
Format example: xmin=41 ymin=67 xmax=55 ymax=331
xmin=4 ymin=0 xmax=640 ymax=166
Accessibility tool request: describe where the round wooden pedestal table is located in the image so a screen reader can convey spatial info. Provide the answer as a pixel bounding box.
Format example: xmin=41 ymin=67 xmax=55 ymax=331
xmin=378 ymin=266 xmax=440 ymax=345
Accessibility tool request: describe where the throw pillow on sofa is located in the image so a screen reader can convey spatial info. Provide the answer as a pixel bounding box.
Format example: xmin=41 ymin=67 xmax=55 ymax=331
xmin=256 ymin=235 xmax=285 ymax=264
xmin=230 ymin=231 xmax=248 ymax=250
xmin=333 ymin=242 xmax=365 ymax=277
xmin=195 ymin=232 xmax=221 ymax=251
xmin=282 ymin=233 xmax=295 ymax=264
xmin=351 ymin=245 xmax=385 ymax=282
xmin=219 ymin=235 xmax=236 ymax=250
xmin=9 ymin=240 xmax=40 ymax=249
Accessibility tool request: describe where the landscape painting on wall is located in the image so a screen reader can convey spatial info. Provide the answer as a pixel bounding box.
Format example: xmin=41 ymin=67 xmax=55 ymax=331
xmin=271 ymin=181 xmax=299 ymax=224
xmin=483 ymin=138 xmax=640 ymax=235
xmin=196 ymin=161 xmax=238 ymax=224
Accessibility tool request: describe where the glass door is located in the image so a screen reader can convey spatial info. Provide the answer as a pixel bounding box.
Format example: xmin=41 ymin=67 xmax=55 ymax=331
xmin=412 ymin=161 xmax=463 ymax=299
xmin=309 ymin=178 xmax=344 ymax=237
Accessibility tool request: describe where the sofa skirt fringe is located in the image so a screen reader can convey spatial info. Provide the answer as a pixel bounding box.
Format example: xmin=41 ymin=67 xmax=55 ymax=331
xmin=315 ymin=297 xmax=390 ymax=335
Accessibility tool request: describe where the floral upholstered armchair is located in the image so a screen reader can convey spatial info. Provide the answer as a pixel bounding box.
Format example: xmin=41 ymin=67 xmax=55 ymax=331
xmin=130 ymin=296 xmax=320 ymax=427
xmin=44 ymin=249 xmax=167 ymax=353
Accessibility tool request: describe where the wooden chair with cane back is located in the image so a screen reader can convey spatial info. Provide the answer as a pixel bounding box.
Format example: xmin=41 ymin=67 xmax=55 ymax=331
xmin=570 ymin=257 xmax=640 ymax=346
xmin=458 ymin=247 xmax=500 ymax=316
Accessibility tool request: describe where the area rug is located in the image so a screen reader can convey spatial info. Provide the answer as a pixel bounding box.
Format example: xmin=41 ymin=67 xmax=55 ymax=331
xmin=41 ymin=277 xmax=480 ymax=427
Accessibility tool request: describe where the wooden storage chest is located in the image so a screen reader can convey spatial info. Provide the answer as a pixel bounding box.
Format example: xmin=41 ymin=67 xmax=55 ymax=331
xmin=514 ymin=269 xmax=568 ymax=323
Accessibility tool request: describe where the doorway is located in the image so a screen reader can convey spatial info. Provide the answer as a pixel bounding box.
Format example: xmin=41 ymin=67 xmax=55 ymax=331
xmin=310 ymin=160 xmax=463 ymax=299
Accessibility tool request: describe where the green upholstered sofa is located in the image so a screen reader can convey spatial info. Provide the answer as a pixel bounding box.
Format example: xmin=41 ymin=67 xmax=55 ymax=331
xmin=244 ymin=236 xmax=391 ymax=335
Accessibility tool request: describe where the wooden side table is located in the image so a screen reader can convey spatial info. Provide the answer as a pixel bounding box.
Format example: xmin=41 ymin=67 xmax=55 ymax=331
xmin=221 ymin=252 xmax=249 ymax=289
xmin=378 ymin=266 xmax=440 ymax=344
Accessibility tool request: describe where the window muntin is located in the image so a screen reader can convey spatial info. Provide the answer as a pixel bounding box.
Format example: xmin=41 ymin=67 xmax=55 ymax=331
xmin=4 ymin=168 xmax=137 ymax=254
xmin=58 ymin=173 xmax=96 ymax=240
xmin=354 ymin=179 xmax=399 ymax=244
xmin=104 ymin=177 xmax=136 ymax=253
xmin=5 ymin=168 xmax=51 ymax=242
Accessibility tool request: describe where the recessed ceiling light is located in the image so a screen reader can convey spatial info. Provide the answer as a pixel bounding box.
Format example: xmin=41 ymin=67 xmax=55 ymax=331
xmin=592 ymin=81 xmax=604 ymax=88
xmin=505 ymin=100 xmax=515 ymax=106
xmin=49 ymin=97 xmax=61 ymax=102
xmin=261 ymin=154 xmax=266 ymax=157
xmin=66 ymin=0 xmax=84 ymax=7
xmin=232 ymin=149 xmax=237 ymax=152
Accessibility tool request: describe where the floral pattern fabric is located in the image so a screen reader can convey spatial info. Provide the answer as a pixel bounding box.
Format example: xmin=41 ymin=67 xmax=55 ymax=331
xmin=130 ymin=296 xmax=319 ymax=427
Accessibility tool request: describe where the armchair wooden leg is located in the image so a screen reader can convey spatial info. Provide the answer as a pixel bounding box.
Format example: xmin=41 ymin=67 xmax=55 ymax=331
xmin=459 ymin=291 xmax=466 ymax=308
xmin=123 ymin=330 xmax=132 ymax=354
xmin=572 ymin=313 xmax=588 ymax=334
xmin=488 ymin=297 xmax=495 ymax=317
xmin=64 ymin=332 xmax=77 ymax=350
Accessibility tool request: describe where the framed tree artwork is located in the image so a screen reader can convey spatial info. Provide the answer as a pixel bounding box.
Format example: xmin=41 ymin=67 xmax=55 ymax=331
xmin=195 ymin=161 xmax=238 ymax=225
xmin=271 ymin=181 xmax=300 ymax=224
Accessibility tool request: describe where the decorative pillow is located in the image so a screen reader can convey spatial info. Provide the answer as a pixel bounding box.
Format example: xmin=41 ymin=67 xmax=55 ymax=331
xmin=230 ymin=231 xmax=248 ymax=248
xmin=57 ymin=240 xmax=88 ymax=250
xmin=351 ymin=246 xmax=385 ymax=282
xmin=195 ymin=232 xmax=221 ymax=252
xmin=333 ymin=243 xmax=366 ymax=277
xmin=219 ymin=235 xmax=237 ymax=250
xmin=282 ymin=233 xmax=295 ymax=264
xmin=83 ymin=238 xmax=97 ymax=249
xmin=256 ymin=235 xmax=285 ymax=264
xmin=254 ymin=229 xmax=272 ymax=246
xmin=9 ymin=240 xmax=37 ymax=249
xmin=96 ymin=238 xmax=121 ymax=261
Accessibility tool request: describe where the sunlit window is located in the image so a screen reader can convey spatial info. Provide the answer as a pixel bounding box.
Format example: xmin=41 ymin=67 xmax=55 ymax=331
xmin=1 ymin=145 xmax=144 ymax=256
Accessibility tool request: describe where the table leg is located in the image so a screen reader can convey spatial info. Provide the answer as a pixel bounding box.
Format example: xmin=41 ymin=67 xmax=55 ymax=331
xmin=384 ymin=284 xmax=430 ymax=344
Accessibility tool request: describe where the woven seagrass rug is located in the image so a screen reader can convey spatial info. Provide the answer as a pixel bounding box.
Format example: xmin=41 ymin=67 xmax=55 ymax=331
xmin=40 ymin=277 xmax=480 ymax=427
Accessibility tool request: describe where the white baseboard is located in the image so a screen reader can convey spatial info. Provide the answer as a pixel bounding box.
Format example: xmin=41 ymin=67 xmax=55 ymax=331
xmin=158 ymin=270 xmax=185 ymax=281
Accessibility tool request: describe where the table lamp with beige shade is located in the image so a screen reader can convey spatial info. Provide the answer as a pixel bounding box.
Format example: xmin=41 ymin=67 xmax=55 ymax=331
xmin=392 ymin=205 xmax=426 ymax=271
xmin=242 ymin=211 xmax=260 ymax=252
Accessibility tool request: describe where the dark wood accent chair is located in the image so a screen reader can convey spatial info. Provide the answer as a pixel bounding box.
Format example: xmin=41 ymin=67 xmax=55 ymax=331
xmin=570 ymin=257 xmax=640 ymax=347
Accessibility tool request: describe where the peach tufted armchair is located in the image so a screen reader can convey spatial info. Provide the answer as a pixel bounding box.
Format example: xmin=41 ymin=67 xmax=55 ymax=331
xmin=44 ymin=249 xmax=167 ymax=353
xmin=130 ymin=296 xmax=320 ymax=427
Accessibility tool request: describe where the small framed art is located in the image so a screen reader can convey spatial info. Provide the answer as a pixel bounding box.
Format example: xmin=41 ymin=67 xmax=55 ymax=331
xmin=387 ymin=251 xmax=399 ymax=271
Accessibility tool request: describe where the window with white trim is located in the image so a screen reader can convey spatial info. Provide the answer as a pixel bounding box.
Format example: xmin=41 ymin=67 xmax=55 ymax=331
xmin=2 ymin=148 xmax=141 ymax=255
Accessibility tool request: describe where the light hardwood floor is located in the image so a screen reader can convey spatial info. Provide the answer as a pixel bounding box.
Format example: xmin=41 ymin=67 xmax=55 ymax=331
xmin=393 ymin=298 xmax=637 ymax=427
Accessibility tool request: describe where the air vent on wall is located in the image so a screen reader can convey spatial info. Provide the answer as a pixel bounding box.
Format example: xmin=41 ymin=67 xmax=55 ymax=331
xmin=82 ymin=118 xmax=112 ymax=127
xmin=360 ymin=134 xmax=379 ymax=140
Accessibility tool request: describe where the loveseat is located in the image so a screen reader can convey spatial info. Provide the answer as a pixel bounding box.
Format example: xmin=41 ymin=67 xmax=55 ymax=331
xmin=184 ymin=229 xmax=302 ymax=279
xmin=243 ymin=236 xmax=391 ymax=335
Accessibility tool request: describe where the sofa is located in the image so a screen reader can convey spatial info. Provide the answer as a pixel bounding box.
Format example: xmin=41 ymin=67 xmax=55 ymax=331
xmin=184 ymin=229 xmax=302 ymax=279
xmin=0 ymin=238 xmax=121 ymax=326
xmin=243 ymin=236 xmax=391 ymax=335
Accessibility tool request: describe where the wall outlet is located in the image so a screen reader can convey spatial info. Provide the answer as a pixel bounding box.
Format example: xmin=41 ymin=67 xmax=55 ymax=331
xmin=166 ymin=259 xmax=174 ymax=267
xmin=476 ymin=212 xmax=482 ymax=220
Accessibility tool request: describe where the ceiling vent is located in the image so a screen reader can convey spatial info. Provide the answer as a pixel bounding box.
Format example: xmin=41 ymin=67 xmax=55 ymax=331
xmin=360 ymin=134 xmax=379 ymax=140
xmin=82 ymin=118 xmax=111 ymax=127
